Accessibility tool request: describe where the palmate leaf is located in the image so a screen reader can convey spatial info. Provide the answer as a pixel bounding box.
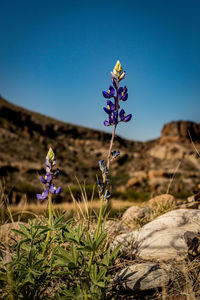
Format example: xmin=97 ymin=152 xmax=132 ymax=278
xmin=54 ymin=246 xmax=74 ymax=264
xmin=110 ymin=243 xmax=121 ymax=262
xmin=12 ymin=229 xmax=30 ymax=239
xmin=95 ymin=232 xmax=107 ymax=249
xmin=18 ymin=224 xmax=32 ymax=239
xmin=16 ymin=238 xmax=30 ymax=257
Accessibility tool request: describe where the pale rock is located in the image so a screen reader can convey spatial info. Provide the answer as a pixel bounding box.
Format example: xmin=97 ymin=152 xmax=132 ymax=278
xmin=122 ymin=206 xmax=151 ymax=224
xmin=114 ymin=262 xmax=169 ymax=291
xmin=111 ymin=231 xmax=138 ymax=254
xmin=135 ymin=209 xmax=200 ymax=260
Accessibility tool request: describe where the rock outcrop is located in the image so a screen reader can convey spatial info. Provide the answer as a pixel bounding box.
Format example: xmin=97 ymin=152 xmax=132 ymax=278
xmin=160 ymin=121 xmax=200 ymax=144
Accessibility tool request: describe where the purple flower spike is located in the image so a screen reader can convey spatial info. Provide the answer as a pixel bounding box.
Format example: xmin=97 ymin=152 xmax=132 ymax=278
xmin=37 ymin=148 xmax=62 ymax=200
xmin=102 ymin=86 xmax=115 ymax=99
xmin=36 ymin=188 xmax=48 ymax=201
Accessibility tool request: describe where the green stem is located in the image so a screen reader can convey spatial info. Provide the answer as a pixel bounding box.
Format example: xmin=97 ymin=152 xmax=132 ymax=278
xmin=88 ymin=194 xmax=104 ymax=271
xmin=42 ymin=193 xmax=52 ymax=256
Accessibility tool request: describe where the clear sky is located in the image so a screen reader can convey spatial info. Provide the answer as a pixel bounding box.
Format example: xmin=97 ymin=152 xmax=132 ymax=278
xmin=0 ymin=0 xmax=200 ymax=141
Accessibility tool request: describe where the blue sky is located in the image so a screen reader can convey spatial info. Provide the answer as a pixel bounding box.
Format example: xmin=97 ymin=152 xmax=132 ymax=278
xmin=0 ymin=0 xmax=200 ymax=141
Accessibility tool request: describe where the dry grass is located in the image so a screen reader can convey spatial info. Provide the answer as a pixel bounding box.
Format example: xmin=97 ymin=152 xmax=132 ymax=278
xmin=5 ymin=199 xmax=135 ymax=217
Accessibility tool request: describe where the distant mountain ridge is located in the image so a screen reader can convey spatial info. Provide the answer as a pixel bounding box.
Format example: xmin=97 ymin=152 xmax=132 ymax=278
xmin=0 ymin=96 xmax=199 ymax=204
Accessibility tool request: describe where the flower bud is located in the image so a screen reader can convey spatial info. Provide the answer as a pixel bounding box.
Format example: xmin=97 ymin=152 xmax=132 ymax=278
xmin=119 ymin=71 xmax=126 ymax=80
xmin=112 ymin=60 xmax=123 ymax=79
xmin=46 ymin=147 xmax=55 ymax=164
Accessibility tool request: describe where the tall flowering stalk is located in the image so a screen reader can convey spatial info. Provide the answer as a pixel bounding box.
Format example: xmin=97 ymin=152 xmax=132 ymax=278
xmin=88 ymin=60 xmax=132 ymax=271
xmin=36 ymin=147 xmax=61 ymax=256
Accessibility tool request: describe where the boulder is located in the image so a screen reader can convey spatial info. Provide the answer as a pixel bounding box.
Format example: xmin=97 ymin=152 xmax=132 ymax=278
xmin=135 ymin=209 xmax=200 ymax=260
xmin=122 ymin=206 xmax=151 ymax=224
xmin=114 ymin=262 xmax=169 ymax=291
xmin=111 ymin=231 xmax=138 ymax=255
xmin=112 ymin=209 xmax=200 ymax=261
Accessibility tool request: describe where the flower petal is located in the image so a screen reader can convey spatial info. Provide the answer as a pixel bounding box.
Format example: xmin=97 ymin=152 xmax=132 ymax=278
xmin=124 ymin=114 xmax=132 ymax=122
xmin=106 ymin=100 xmax=115 ymax=111
xmin=103 ymin=107 xmax=111 ymax=114
xmin=49 ymin=184 xmax=56 ymax=194
xmin=119 ymin=109 xmax=125 ymax=120
xmin=102 ymin=91 xmax=110 ymax=99
xmin=104 ymin=120 xmax=110 ymax=126
xmin=40 ymin=176 xmax=46 ymax=184
xmin=46 ymin=172 xmax=52 ymax=183
xmin=55 ymin=187 xmax=62 ymax=194
xmin=122 ymin=93 xmax=128 ymax=101
xmin=36 ymin=193 xmax=43 ymax=200
xmin=108 ymin=86 xmax=115 ymax=97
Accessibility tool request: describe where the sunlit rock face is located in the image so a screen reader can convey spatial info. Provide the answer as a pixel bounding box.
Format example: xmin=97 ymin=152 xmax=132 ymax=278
xmin=160 ymin=120 xmax=200 ymax=144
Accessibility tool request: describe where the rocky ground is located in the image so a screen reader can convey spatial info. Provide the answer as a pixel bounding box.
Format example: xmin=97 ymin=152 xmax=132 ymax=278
xmin=0 ymin=96 xmax=200 ymax=205
xmin=2 ymin=194 xmax=200 ymax=299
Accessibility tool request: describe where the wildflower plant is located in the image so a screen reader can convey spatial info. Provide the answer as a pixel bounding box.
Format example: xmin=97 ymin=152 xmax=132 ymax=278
xmin=88 ymin=61 xmax=132 ymax=271
xmin=37 ymin=147 xmax=62 ymax=256
xmin=0 ymin=60 xmax=130 ymax=300
xmin=98 ymin=60 xmax=132 ymax=204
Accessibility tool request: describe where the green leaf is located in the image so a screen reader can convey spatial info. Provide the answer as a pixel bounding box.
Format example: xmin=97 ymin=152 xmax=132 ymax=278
xmin=95 ymin=232 xmax=107 ymax=249
xmin=11 ymin=229 xmax=28 ymax=238
xmin=16 ymin=238 xmax=30 ymax=257
xmin=96 ymin=281 xmax=105 ymax=288
xmin=18 ymin=224 xmax=32 ymax=239
xmin=110 ymin=244 xmax=121 ymax=262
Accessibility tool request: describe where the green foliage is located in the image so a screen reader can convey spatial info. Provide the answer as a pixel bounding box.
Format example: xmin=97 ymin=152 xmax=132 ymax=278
xmin=0 ymin=214 xmax=120 ymax=299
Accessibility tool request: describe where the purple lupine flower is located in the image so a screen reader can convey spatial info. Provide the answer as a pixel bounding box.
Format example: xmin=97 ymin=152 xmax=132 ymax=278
xmin=40 ymin=172 xmax=52 ymax=184
xmin=102 ymin=85 xmax=115 ymax=99
xmin=37 ymin=148 xmax=61 ymax=201
xmin=49 ymin=184 xmax=62 ymax=194
xmin=118 ymin=86 xmax=128 ymax=101
xmin=103 ymin=100 xmax=115 ymax=114
xmin=119 ymin=109 xmax=132 ymax=122
xmin=104 ymin=111 xmax=119 ymax=126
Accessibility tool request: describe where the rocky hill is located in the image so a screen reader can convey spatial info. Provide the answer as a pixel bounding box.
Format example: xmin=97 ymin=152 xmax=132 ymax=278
xmin=0 ymin=96 xmax=199 ymax=204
